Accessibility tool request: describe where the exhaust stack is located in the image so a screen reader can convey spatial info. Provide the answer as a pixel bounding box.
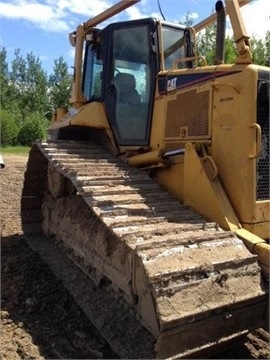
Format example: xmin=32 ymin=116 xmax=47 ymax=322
xmin=215 ymin=0 xmax=226 ymax=64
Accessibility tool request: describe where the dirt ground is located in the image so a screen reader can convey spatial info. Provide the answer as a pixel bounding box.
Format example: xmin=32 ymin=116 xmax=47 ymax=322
xmin=0 ymin=153 xmax=269 ymax=360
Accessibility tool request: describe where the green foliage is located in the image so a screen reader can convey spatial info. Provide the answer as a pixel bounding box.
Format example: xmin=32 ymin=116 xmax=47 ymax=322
xmin=223 ymin=37 xmax=237 ymax=63
xmin=9 ymin=49 xmax=50 ymax=119
xmin=0 ymin=47 xmax=10 ymax=109
xmin=196 ymin=24 xmax=217 ymax=65
xmin=180 ymin=11 xmax=195 ymax=27
xmin=0 ymin=110 xmax=20 ymax=146
xmin=0 ymin=48 xmax=71 ymax=146
xmin=265 ymin=31 xmax=270 ymax=66
xmin=1 ymin=146 xmax=30 ymax=155
xmin=17 ymin=112 xmax=49 ymax=146
xmin=250 ymin=36 xmax=268 ymax=66
xmin=196 ymin=25 xmax=237 ymax=65
xmin=196 ymin=26 xmax=269 ymax=67
xmin=49 ymin=56 xmax=72 ymax=109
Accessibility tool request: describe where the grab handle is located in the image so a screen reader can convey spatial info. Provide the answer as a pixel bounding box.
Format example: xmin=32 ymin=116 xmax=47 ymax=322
xmin=249 ymin=123 xmax=262 ymax=159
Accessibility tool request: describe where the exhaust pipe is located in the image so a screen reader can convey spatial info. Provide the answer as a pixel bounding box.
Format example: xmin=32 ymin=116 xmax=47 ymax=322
xmin=215 ymin=0 xmax=226 ymax=64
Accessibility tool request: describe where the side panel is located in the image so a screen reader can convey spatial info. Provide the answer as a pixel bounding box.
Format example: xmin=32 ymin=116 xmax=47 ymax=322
xmin=151 ymin=65 xmax=269 ymax=238
xmin=212 ymin=65 xmax=269 ymax=238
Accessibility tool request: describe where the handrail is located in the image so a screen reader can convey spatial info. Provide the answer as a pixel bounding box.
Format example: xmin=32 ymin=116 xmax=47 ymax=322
xmin=173 ymin=56 xmax=207 ymax=69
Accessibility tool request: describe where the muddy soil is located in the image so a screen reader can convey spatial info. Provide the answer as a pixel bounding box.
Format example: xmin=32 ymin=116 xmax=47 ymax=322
xmin=1 ymin=153 xmax=269 ymax=360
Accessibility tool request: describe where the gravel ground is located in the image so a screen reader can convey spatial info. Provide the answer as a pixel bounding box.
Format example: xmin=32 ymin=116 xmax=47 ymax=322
xmin=0 ymin=153 xmax=269 ymax=360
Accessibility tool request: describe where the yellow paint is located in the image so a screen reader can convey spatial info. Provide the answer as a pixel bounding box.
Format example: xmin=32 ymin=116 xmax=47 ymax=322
xmin=183 ymin=142 xmax=241 ymax=231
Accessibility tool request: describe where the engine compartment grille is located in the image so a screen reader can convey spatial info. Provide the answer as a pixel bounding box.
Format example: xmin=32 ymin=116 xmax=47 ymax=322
xmin=256 ymin=79 xmax=269 ymax=200
xmin=165 ymin=89 xmax=209 ymax=139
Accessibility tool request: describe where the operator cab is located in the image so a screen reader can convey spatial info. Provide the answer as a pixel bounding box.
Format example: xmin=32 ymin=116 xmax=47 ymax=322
xmin=82 ymin=18 xmax=194 ymax=146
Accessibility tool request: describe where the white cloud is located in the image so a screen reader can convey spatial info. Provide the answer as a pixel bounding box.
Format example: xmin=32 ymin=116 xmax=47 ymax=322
xmin=0 ymin=0 xmax=268 ymax=39
xmin=223 ymin=0 xmax=269 ymax=40
xmin=0 ymin=0 xmax=149 ymax=32
xmin=0 ymin=1 xmax=53 ymax=20
xmin=39 ymin=54 xmax=49 ymax=62
xmin=125 ymin=5 xmax=147 ymax=20
xmin=55 ymin=0 xmax=111 ymax=17
xmin=0 ymin=0 xmax=116 ymax=33
xmin=0 ymin=0 xmax=69 ymax=32
xmin=68 ymin=48 xmax=75 ymax=60
xmin=241 ymin=0 xmax=269 ymax=39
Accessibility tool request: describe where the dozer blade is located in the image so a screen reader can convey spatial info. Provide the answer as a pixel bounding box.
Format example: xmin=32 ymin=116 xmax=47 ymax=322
xmin=21 ymin=140 xmax=268 ymax=359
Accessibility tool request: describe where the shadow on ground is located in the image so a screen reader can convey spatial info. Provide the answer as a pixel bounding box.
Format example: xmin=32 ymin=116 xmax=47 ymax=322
xmin=1 ymin=234 xmax=118 ymax=359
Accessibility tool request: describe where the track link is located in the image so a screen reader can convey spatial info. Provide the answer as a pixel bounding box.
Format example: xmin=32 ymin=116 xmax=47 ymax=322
xmin=21 ymin=140 xmax=268 ymax=359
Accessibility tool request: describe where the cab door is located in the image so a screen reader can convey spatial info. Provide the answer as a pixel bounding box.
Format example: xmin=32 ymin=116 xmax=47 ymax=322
xmin=104 ymin=19 xmax=158 ymax=146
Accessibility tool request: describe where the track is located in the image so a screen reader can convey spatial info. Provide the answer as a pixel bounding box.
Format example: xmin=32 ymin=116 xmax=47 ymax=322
xmin=21 ymin=140 xmax=268 ymax=359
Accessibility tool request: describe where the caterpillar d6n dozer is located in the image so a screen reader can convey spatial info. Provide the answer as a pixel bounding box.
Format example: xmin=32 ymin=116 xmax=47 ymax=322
xmin=22 ymin=0 xmax=269 ymax=358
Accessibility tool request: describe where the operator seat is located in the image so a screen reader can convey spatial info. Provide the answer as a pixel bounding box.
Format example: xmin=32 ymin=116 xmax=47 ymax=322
xmin=114 ymin=72 xmax=141 ymax=105
xmin=114 ymin=72 xmax=143 ymax=139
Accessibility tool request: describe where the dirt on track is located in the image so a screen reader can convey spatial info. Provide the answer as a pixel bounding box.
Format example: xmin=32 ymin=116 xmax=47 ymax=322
xmin=0 ymin=153 xmax=269 ymax=360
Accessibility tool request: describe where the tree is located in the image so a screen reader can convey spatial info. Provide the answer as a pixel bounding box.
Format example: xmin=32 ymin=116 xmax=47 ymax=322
xmin=196 ymin=24 xmax=217 ymax=65
xmin=25 ymin=52 xmax=50 ymax=115
xmin=0 ymin=109 xmax=20 ymax=146
xmin=17 ymin=112 xmax=49 ymax=146
xmin=49 ymin=56 xmax=72 ymax=110
xmin=250 ymin=36 xmax=268 ymax=66
xmin=0 ymin=49 xmax=72 ymax=146
xmin=265 ymin=31 xmax=270 ymax=66
xmin=9 ymin=49 xmax=49 ymax=119
xmin=180 ymin=11 xmax=195 ymax=27
xmin=0 ymin=47 xmax=10 ymax=110
xmin=223 ymin=37 xmax=237 ymax=63
xmin=196 ymin=25 xmax=269 ymax=67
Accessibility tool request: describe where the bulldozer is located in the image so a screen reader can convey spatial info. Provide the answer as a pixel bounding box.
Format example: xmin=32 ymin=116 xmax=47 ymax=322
xmin=22 ymin=0 xmax=269 ymax=358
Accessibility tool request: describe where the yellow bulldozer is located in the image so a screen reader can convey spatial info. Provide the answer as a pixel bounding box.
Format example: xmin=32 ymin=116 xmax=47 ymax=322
xmin=22 ymin=0 xmax=269 ymax=358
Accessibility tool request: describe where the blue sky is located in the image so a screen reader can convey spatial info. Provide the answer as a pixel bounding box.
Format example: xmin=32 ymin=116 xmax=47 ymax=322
xmin=0 ymin=0 xmax=269 ymax=75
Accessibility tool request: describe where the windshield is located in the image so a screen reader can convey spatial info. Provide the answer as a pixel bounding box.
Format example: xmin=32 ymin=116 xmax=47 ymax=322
xmin=113 ymin=25 xmax=151 ymax=104
xmin=161 ymin=25 xmax=186 ymax=70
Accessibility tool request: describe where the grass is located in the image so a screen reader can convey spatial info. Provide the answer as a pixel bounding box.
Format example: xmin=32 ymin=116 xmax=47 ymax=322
xmin=1 ymin=146 xmax=30 ymax=156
